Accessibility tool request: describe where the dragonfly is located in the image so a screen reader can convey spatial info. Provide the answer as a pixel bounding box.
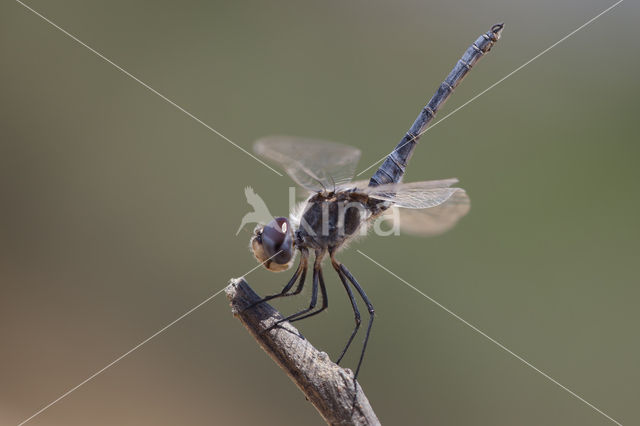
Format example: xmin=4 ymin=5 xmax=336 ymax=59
xmin=246 ymin=23 xmax=503 ymax=381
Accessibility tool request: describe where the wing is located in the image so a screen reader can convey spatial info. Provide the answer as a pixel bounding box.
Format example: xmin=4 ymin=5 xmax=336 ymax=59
xmin=254 ymin=136 xmax=361 ymax=192
xmin=381 ymin=190 xmax=470 ymax=236
xmin=335 ymin=179 xmax=371 ymax=192
xmin=362 ymin=179 xmax=462 ymax=208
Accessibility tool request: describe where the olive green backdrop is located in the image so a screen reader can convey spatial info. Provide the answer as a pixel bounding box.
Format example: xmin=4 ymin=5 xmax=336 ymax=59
xmin=1 ymin=0 xmax=638 ymax=425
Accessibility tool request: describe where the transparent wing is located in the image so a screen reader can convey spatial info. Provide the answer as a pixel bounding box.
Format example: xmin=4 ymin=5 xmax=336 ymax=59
xmin=362 ymin=179 xmax=462 ymax=208
xmin=336 ymin=179 xmax=371 ymax=192
xmin=381 ymin=190 xmax=470 ymax=236
xmin=254 ymin=136 xmax=361 ymax=192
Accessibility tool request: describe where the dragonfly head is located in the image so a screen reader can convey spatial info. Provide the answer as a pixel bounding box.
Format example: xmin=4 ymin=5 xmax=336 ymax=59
xmin=250 ymin=217 xmax=295 ymax=272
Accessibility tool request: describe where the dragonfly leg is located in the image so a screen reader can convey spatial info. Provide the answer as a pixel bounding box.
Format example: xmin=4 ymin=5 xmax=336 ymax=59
xmin=338 ymin=262 xmax=374 ymax=382
xmin=264 ymin=251 xmax=326 ymax=332
xmin=330 ymin=252 xmax=361 ymax=365
xmin=244 ymin=250 xmax=308 ymax=312
xmin=290 ymin=267 xmax=328 ymax=323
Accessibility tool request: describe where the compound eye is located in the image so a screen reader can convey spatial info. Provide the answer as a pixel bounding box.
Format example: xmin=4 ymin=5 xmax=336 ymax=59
xmin=261 ymin=217 xmax=294 ymax=266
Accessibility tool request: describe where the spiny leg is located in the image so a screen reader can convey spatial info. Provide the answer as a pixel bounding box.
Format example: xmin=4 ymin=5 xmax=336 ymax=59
xmin=244 ymin=250 xmax=308 ymax=311
xmin=290 ymin=267 xmax=328 ymax=323
xmin=331 ymin=252 xmax=361 ymax=365
xmin=264 ymin=252 xmax=325 ymax=331
xmin=339 ymin=262 xmax=374 ymax=381
xmin=244 ymin=263 xmax=301 ymax=311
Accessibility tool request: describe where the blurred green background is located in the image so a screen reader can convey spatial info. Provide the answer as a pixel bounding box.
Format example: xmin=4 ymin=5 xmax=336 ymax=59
xmin=1 ymin=0 xmax=638 ymax=425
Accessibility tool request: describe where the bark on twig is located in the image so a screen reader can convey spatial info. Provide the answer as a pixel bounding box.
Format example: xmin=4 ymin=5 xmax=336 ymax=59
xmin=226 ymin=278 xmax=380 ymax=426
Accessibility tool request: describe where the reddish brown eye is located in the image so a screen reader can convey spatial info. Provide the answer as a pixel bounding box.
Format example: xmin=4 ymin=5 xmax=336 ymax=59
xmin=261 ymin=217 xmax=293 ymax=265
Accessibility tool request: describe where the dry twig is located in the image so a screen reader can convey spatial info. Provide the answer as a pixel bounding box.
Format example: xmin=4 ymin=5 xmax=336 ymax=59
xmin=226 ymin=278 xmax=380 ymax=426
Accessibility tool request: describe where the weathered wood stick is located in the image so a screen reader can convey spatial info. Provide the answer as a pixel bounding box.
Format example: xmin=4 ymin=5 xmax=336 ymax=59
xmin=226 ymin=278 xmax=380 ymax=426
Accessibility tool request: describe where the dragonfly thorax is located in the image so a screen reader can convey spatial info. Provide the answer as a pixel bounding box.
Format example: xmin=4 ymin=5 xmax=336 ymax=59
xmin=295 ymin=191 xmax=386 ymax=252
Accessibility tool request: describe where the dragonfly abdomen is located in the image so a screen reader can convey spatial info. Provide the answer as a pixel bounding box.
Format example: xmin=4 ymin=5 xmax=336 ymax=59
xmin=369 ymin=23 xmax=504 ymax=187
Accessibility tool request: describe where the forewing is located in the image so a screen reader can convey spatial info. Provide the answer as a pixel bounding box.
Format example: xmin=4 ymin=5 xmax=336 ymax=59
xmin=382 ymin=190 xmax=470 ymax=236
xmin=254 ymin=136 xmax=361 ymax=192
xmin=336 ymin=179 xmax=371 ymax=192
xmin=363 ymin=179 xmax=462 ymax=208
